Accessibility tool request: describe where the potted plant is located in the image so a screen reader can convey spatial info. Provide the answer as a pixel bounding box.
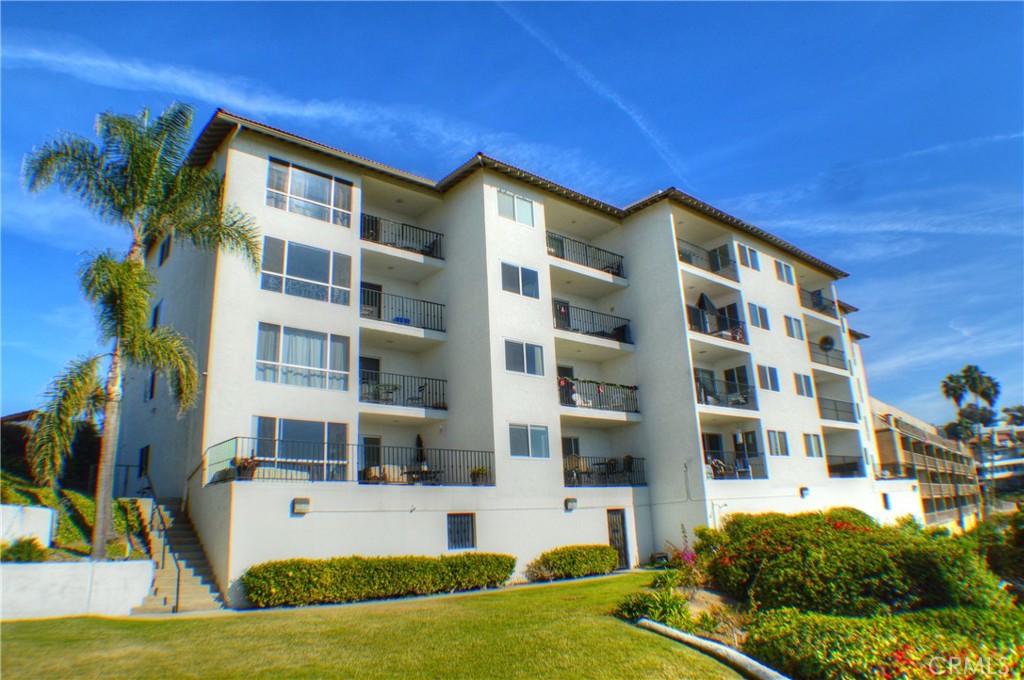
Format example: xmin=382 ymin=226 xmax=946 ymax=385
xmin=233 ymin=455 xmax=258 ymax=480
xmin=470 ymin=466 xmax=488 ymax=485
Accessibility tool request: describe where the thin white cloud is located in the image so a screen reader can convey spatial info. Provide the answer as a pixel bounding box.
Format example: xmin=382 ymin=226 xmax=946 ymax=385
xmin=496 ymin=3 xmax=692 ymax=189
xmin=1 ymin=36 xmax=626 ymax=201
xmin=883 ymin=131 xmax=1024 ymax=164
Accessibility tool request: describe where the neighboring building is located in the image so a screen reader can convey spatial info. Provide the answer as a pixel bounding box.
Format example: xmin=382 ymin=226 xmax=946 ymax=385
xmin=116 ymin=109 xmax=919 ymax=606
xmin=871 ymin=397 xmax=982 ymax=531
xmin=974 ymin=426 xmax=1024 ymax=493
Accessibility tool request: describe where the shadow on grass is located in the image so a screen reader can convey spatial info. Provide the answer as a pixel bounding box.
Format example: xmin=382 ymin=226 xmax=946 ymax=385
xmin=58 ymin=489 xmax=94 ymax=545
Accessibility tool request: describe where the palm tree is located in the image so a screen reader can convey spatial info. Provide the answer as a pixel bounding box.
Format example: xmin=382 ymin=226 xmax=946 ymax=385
xmin=23 ymin=103 xmax=259 ymax=560
xmin=941 ymin=372 xmax=967 ymax=409
xmin=941 ymin=365 xmax=1002 ymax=514
xmin=1003 ymin=405 xmax=1024 ymax=427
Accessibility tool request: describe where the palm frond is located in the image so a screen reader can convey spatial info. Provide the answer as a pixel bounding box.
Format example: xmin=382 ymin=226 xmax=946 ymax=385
xmin=80 ymin=253 xmax=155 ymax=342
xmin=27 ymin=356 xmax=105 ymax=488
xmin=22 ymin=133 xmax=123 ymax=224
xmin=123 ymin=326 xmax=199 ymax=412
xmin=940 ymin=373 xmax=966 ymax=409
xmin=147 ymin=102 xmax=194 ymax=171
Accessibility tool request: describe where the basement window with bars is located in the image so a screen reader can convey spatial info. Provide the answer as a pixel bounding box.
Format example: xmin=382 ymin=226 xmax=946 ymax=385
xmin=447 ymin=513 xmax=476 ymax=550
xmin=266 ymin=158 xmax=353 ymax=227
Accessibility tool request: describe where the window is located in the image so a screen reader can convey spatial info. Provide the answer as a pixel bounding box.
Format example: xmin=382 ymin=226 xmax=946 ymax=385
xmin=784 ymin=316 xmax=803 ymax=340
xmin=882 ymin=493 xmax=891 ymax=511
xmin=500 ymin=263 xmax=540 ymax=299
xmin=144 ymin=371 xmax=157 ymax=402
xmin=252 ymin=416 xmax=348 ymax=472
xmin=747 ymin=303 xmax=770 ymax=330
xmin=774 ymin=260 xmax=795 ymax=285
xmin=509 ymin=424 xmax=550 ymax=458
xmin=138 ymin=445 xmax=150 ymax=478
xmin=256 ymin=323 xmax=350 ymax=391
xmin=767 ymin=430 xmax=789 ymax=456
xmin=757 ymin=365 xmax=780 ymax=392
xmin=504 ymin=340 xmax=544 ymax=376
xmin=261 ymin=237 xmax=351 ymax=305
xmin=737 ymin=244 xmax=760 ymax=270
xmin=794 ymin=373 xmax=814 ymax=397
xmin=497 ymin=190 xmax=534 ymax=227
xmin=158 ymin=236 xmax=172 ymax=266
xmin=266 ymin=158 xmax=353 ymax=227
xmin=447 ymin=513 xmax=476 ymax=550
xmin=803 ymin=433 xmax=823 ymax=458
xmin=151 ymin=302 xmax=162 ymax=330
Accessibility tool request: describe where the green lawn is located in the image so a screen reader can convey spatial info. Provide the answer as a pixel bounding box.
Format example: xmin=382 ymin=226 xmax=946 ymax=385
xmin=2 ymin=573 xmax=741 ymax=680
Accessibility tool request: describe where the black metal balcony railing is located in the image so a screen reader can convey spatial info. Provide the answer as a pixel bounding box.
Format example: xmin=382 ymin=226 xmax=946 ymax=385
xmin=694 ymin=379 xmax=758 ymax=410
xmin=360 ymin=288 xmax=445 ymax=332
xmin=360 ymin=370 xmax=447 ymax=409
xmin=702 ymin=450 xmax=769 ymax=480
xmin=563 ymin=455 xmax=646 ymax=487
xmin=204 ymin=438 xmax=494 ymax=486
xmin=552 ymin=301 xmax=633 ymax=343
xmin=827 ymin=455 xmax=866 ymax=478
xmin=361 ymin=214 xmax=444 ymax=259
xmin=799 ymin=287 xmax=838 ymax=318
xmin=546 ymin=232 xmax=625 ymax=277
xmin=818 ymin=397 xmax=857 ymax=422
xmin=558 ymin=379 xmax=640 ymax=413
xmin=875 ymin=462 xmax=917 ymax=480
xmin=676 ymin=239 xmax=738 ymax=281
xmin=808 ymin=344 xmax=847 ymax=369
xmin=686 ymin=306 xmax=748 ymax=344
xmin=357 ymin=445 xmax=494 ymax=486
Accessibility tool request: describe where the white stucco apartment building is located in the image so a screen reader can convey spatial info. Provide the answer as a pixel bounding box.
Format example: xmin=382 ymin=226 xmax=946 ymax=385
xmin=116 ymin=110 xmax=921 ymax=605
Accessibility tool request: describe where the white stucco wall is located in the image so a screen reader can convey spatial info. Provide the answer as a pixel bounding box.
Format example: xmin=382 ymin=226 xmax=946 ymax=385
xmin=1 ymin=505 xmax=55 ymax=547
xmin=1 ymin=561 xmax=154 ymax=620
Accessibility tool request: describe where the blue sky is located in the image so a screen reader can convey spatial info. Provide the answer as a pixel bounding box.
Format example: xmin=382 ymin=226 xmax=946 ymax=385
xmin=2 ymin=2 xmax=1022 ymax=426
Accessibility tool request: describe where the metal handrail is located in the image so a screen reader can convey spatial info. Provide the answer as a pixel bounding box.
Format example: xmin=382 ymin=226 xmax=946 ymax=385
xmin=141 ymin=473 xmax=181 ymax=613
xmin=557 ymin=378 xmax=640 ymax=413
xmin=552 ymin=301 xmax=633 ymax=343
xmin=818 ymin=397 xmax=857 ymax=422
xmin=686 ymin=305 xmax=748 ymax=344
xmin=808 ymin=344 xmax=847 ymax=369
xmin=563 ymin=455 xmax=646 ymax=487
xmin=694 ymin=378 xmax=758 ymax=411
xmin=359 ymin=370 xmax=447 ymax=409
xmin=676 ymin=239 xmax=738 ymax=281
xmin=546 ymin=231 xmax=625 ymax=277
xmin=361 ymin=214 xmax=444 ymax=259
xmin=360 ymin=288 xmax=445 ymax=331
xmin=799 ymin=287 xmax=838 ymax=318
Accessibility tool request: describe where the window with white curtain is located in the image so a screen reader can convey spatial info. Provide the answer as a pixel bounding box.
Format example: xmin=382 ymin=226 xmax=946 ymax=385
xmin=256 ymin=323 xmax=349 ymax=391
xmin=266 ymin=158 xmax=353 ymax=227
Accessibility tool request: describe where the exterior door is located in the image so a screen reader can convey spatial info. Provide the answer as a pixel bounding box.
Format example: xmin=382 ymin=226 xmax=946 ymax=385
xmin=361 ymin=283 xmax=382 ymax=319
xmin=557 ymin=365 xmax=575 ymax=405
xmin=607 ymin=509 xmax=628 ymax=570
xmin=553 ymin=299 xmax=571 ymax=330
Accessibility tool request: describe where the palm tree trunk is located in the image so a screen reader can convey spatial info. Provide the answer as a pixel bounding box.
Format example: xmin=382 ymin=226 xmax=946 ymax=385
xmin=90 ymin=341 xmax=123 ymax=561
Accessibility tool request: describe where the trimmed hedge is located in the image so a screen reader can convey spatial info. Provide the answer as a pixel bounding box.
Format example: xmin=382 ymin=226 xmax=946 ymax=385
xmin=0 ymin=537 xmax=48 ymax=562
xmin=241 ymin=553 xmax=516 ymax=608
xmin=694 ymin=510 xmax=1006 ymax=614
xmin=525 ymin=545 xmax=619 ymax=581
xmin=744 ymin=607 xmax=1024 ymax=680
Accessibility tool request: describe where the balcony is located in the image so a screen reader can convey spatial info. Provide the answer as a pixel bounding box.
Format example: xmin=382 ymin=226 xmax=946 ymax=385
xmin=359 ymin=371 xmax=447 ymax=410
xmin=818 ymin=397 xmax=857 ymax=423
xmin=695 ymin=379 xmax=758 ymax=411
xmin=361 ymin=214 xmax=444 ymax=259
xmin=677 ymin=239 xmax=738 ymax=282
xmin=552 ymin=301 xmax=632 ymax=343
xmin=875 ymin=462 xmax=917 ymax=480
xmin=360 ymin=288 xmax=444 ymax=332
xmin=799 ymin=287 xmax=838 ymax=319
xmin=547 ymin=232 xmax=625 ymax=277
xmin=563 ymin=455 xmax=646 ymax=487
xmin=558 ymin=378 xmax=639 ymax=413
xmin=686 ymin=306 xmax=748 ymax=344
xmin=808 ymin=343 xmax=847 ymax=370
xmin=203 ymin=438 xmax=494 ymax=486
xmin=703 ymin=450 xmax=768 ymax=480
xmin=826 ymin=454 xmax=866 ymax=478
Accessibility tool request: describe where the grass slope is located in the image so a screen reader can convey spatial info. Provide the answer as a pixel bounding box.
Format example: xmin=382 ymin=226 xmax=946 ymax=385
xmin=1 ymin=573 xmax=742 ymax=680
xmin=1 ymin=471 xmax=146 ymax=559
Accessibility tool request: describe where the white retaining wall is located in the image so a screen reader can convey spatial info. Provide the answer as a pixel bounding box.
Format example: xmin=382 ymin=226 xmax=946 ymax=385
xmin=1 ymin=504 xmax=56 ymax=547
xmin=1 ymin=561 xmax=154 ymax=620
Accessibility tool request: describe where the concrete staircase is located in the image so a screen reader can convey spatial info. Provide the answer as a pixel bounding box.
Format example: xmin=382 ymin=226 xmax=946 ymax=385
xmin=132 ymin=501 xmax=224 ymax=614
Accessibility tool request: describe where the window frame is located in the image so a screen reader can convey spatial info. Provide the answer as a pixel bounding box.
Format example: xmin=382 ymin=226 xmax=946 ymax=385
xmin=509 ymin=424 xmax=550 ymax=458
xmin=803 ymin=433 xmax=824 ymax=458
xmin=255 ymin=322 xmax=350 ymax=391
xmin=774 ymin=260 xmax=795 ymax=285
xmin=504 ymin=339 xmax=544 ymax=376
xmin=260 ymin=236 xmax=351 ymax=306
xmin=500 ymin=262 xmax=540 ymax=299
xmin=496 ymin=189 xmax=535 ymax=227
xmin=794 ymin=373 xmax=814 ymax=397
xmin=757 ymin=365 xmax=780 ymax=392
xmin=767 ymin=430 xmax=790 ymax=456
xmin=784 ymin=315 xmax=804 ymax=340
xmin=266 ymin=157 xmax=353 ymax=227
xmin=747 ymin=303 xmax=770 ymax=330
xmin=447 ymin=513 xmax=477 ymax=550
xmin=737 ymin=244 xmax=760 ymax=270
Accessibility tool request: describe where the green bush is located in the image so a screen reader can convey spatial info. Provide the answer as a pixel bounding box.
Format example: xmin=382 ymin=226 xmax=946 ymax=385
xmin=649 ymin=568 xmax=699 ymax=593
xmin=1 ymin=537 xmax=48 ymax=562
xmin=241 ymin=552 xmax=516 ymax=608
xmin=744 ymin=607 xmax=1024 ymax=680
xmin=615 ymin=588 xmax=695 ymax=631
xmin=821 ymin=506 xmax=878 ymax=530
xmin=525 ymin=545 xmax=618 ymax=582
